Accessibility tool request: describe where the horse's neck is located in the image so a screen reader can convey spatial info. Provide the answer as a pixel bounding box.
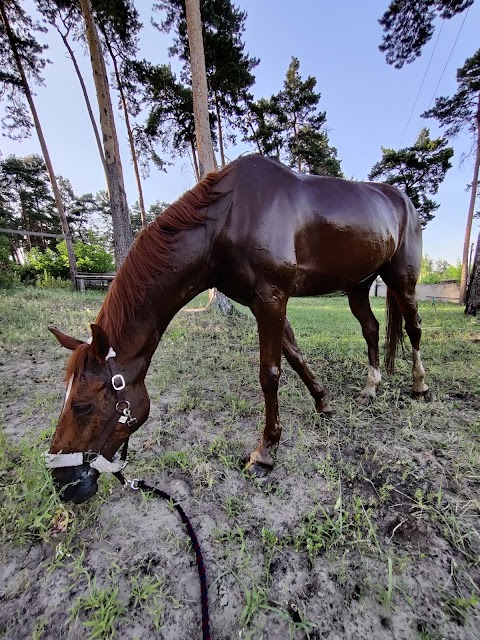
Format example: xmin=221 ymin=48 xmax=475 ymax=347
xmin=101 ymin=226 xmax=213 ymax=370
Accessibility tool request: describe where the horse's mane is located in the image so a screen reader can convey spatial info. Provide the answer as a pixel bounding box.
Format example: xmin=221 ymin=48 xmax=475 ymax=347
xmin=96 ymin=162 xmax=235 ymax=346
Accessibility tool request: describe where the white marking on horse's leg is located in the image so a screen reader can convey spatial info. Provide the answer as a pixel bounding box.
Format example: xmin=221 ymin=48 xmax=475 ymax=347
xmin=412 ymin=349 xmax=428 ymax=393
xmin=360 ymin=365 xmax=381 ymax=401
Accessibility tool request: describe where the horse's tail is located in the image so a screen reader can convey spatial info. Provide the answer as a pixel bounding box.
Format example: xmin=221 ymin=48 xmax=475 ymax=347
xmin=385 ymin=288 xmax=404 ymax=375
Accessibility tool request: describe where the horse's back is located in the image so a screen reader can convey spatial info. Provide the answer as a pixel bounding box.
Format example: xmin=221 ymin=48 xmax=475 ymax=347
xmin=215 ymin=155 xmax=421 ymax=298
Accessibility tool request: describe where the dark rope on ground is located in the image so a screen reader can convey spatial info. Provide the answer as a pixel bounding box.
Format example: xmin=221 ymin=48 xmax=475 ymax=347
xmin=114 ymin=468 xmax=211 ymax=640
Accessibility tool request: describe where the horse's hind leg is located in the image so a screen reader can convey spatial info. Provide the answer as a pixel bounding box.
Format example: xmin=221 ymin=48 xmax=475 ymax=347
xmin=390 ymin=287 xmax=429 ymax=396
xmin=282 ymin=317 xmax=332 ymax=413
xmin=347 ymin=283 xmax=381 ymax=403
xmin=380 ymin=266 xmax=429 ymax=397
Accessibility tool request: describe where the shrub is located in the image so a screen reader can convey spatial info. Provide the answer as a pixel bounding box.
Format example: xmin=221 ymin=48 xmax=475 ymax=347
xmin=24 ymin=237 xmax=115 ymax=282
xmin=0 ymin=236 xmax=19 ymax=289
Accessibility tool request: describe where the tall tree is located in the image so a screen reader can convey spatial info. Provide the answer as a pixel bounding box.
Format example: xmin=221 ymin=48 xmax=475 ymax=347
xmin=78 ymin=0 xmax=132 ymax=267
xmin=244 ymin=58 xmax=342 ymax=177
xmin=422 ymin=50 xmax=480 ymax=301
xmin=94 ymin=1 xmax=147 ymax=227
xmin=368 ymin=128 xmax=453 ymax=227
xmin=184 ymin=0 xmax=216 ymax=177
xmin=184 ymin=0 xmax=232 ymax=314
xmin=0 ymin=154 xmax=59 ymax=255
xmin=0 ymin=0 xmax=77 ymax=283
xmin=465 ymin=231 xmax=480 ymax=314
xmin=127 ymin=60 xmax=199 ymax=178
xmin=155 ymin=0 xmax=258 ymax=166
xmin=35 ymin=0 xmax=107 ymax=177
xmin=379 ymin=0 xmax=474 ymax=68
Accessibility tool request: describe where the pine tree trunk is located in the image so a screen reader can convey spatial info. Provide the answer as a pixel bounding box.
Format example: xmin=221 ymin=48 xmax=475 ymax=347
xmin=184 ymin=0 xmax=216 ymax=178
xmin=215 ymin=93 xmax=226 ymax=167
xmin=465 ymin=231 xmax=480 ymax=315
xmin=190 ymin=139 xmax=200 ymax=180
xmin=185 ymin=0 xmax=233 ymax=315
xmin=0 ymin=3 xmax=77 ymax=285
xmin=104 ymin=35 xmax=147 ymax=228
xmin=79 ymin=0 xmax=132 ymax=267
xmin=460 ymin=92 xmax=480 ymax=303
xmin=20 ymin=196 xmax=32 ymax=251
xmin=55 ymin=24 xmax=107 ymax=181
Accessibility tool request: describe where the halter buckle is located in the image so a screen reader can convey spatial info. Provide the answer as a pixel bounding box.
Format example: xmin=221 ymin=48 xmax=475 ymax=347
xmin=83 ymin=452 xmax=99 ymax=464
xmin=112 ymin=374 xmax=126 ymax=391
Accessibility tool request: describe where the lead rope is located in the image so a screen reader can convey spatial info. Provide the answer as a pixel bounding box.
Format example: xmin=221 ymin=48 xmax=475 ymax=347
xmin=113 ymin=464 xmax=211 ymax=640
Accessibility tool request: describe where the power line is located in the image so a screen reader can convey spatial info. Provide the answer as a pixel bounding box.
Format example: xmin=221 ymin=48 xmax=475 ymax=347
xmin=425 ymin=6 xmax=471 ymax=112
xmin=399 ymin=20 xmax=445 ymax=147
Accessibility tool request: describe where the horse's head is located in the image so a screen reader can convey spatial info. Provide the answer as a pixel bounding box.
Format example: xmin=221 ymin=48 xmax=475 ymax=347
xmin=47 ymin=324 xmax=150 ymax=504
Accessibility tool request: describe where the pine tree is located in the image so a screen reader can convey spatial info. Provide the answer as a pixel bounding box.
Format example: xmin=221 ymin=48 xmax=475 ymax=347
xmin=379 ymin=0 xmax=474 ymax=68
xmin=154 ymin=0 xmax=258 ymax=166
xmin=0 ymin=1 xmax=77 ymax=283
xmin=128 ymin=60 xmax=200 ymax=178
xmin=368 ymin=128 xmax=453 ymax=227
xmin=78 ymin=0 xmax=132 ymax=267
xmin=244 ymin=58 xmax=342 ymax=177
xmin=423 ymin=49 xmax=480 ymax=301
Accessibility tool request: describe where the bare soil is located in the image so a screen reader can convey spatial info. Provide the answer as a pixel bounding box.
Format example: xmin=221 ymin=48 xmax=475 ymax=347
xmin=1 ymin=292 xmax=479 ymax=640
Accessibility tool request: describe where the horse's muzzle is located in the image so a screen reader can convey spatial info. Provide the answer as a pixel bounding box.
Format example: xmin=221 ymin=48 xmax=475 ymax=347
xmin=51 ymin=464 xmax=100 ymax=504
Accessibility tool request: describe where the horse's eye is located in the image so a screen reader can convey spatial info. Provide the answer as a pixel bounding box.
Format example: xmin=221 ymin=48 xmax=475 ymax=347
xmin=72 ymin=403 xmax=93 ymax=416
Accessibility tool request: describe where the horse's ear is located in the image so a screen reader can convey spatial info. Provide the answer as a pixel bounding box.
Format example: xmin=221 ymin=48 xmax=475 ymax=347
xmin=89 ymin=324 xmax=110 ymax=361
xmin=48 ymin=326 xmax=84 ymax=351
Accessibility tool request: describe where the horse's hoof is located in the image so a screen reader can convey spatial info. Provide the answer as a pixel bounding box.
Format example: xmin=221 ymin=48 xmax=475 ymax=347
xmin=316 ymin=401 xmax=333 ymax=415
xmin=357 ymin=393 xmax=375 ymax=406
xmin=245 ymin=461 xmax=271 ymax=479
xmin=412 ymin=388 xmax=431 ymax=402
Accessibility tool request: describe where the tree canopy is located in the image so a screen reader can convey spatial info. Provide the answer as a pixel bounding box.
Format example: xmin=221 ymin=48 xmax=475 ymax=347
xmin=368 ymin=128 xmax=453 ymax=227
xmin=0 ymin=0 xmax=48 ymax=139
xmin=245 ymin=57 xmax=342 ymax=177
xmin=422 ymin=48 xmax=480 ymax=137
xmin=379 ymin=0 xmax=474 ymax=68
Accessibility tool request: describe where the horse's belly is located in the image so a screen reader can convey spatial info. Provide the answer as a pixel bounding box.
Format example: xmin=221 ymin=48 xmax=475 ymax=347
xmin=292 ymin=270 xmax=363 ymax=296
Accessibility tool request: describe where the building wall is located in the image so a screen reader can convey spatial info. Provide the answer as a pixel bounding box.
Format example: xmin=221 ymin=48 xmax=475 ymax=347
xmin=369 ymin=279 xmax=460 ymax=303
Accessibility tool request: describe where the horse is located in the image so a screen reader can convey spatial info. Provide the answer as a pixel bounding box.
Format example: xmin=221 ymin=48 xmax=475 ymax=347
xmin=46 ymin=154 xmax=428 ymax=504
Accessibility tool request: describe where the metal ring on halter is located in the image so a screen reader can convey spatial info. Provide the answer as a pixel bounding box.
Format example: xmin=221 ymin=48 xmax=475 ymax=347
xmin=116 ymin=400 xmax=130 ymax=413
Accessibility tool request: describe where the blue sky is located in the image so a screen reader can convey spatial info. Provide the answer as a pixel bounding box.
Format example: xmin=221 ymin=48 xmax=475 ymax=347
xmin=1 ymin=0 xmax=479 ymax=264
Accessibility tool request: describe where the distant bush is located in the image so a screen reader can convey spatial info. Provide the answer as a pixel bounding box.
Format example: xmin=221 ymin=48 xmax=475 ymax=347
xmin=0 ymin=236 xmax=19 ymax=289
xmin=23 ymin=237 xmax=115 ymax=282
xmin=419 ymin=255 xmax=461 ymax=284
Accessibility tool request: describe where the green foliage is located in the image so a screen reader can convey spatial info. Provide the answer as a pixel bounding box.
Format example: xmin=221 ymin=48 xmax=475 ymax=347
xmin=70 ymin=580 xmax=125 ymax=640
xmin=0 ymin=429 xmax=66 ymax=545
xmin=423 ymin=48 xmax=480 ymax=138
xmin=0 ymin=235 xmax=19 ymax=288
xmin=379 ymin=0 xmax=473 ymax=68
xmin=419 ymin=254 xmax=462 ymax=283
xmin=154 ymin=0 xmax=258 ymax=155
xmin=0 ymin=154 xmax=59 ymax=251
xmin=0 ymin=0 xmax=48 ymax=139
xmin=245 ymin=57 xmax=342 ymax=177
xmin=368 ymin=128 xmax=453 ymax=227
xmin=130 ymin=60 xmax=197 ymax=163
xmin=24 ymin=237 xmax=114 ymax=280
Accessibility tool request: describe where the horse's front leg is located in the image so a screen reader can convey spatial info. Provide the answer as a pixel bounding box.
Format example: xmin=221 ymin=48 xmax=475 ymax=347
xmin=246 ymin=293 xmax=287 ymax=477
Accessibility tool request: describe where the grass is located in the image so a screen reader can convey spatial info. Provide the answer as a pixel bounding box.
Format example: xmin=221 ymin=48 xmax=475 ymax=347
xmin=0 ymin=286 xmax=479 ymax=639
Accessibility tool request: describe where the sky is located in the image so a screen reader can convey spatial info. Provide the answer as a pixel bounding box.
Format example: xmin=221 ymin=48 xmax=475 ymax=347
xmin=1 ymin=0 xmax=479 ymax=264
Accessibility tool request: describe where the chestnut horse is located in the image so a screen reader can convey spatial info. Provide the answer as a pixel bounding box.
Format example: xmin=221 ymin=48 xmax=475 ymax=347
xmin=46 ymin=155 xmax=428 ymax=503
